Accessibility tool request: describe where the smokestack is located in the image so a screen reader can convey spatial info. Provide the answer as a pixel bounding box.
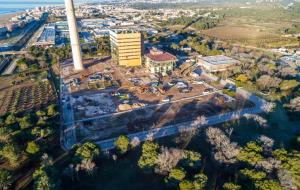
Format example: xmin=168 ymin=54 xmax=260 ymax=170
xmin=64 ymin=0 xmax=84 ymax=71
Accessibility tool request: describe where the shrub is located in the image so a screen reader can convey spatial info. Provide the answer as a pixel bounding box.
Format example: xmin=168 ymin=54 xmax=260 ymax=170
xmin=114 ymin=135 xmax=130 ymax=154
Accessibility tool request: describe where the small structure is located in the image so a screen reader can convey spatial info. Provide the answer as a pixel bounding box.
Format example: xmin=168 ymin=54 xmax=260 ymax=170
xmin=197 ymin=55 xmax=240 ymax=73
xmin=145 ymin=48 xmax=177 ymax=76
xmin=278 ymin=55 xmax=300 ymax=68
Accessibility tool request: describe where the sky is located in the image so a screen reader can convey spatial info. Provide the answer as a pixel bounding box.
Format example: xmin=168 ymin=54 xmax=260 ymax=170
xmin=0 ymin=0 xmax=101 ymax=2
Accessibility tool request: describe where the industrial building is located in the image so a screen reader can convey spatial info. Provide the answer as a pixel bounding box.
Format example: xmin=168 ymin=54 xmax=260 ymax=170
xmin=110 ymin=28 xmax=142 ymax=67
xmin=145 ymin=48 xmax=177 ymax=75
xmin=197 ymin=55 xmax=240 ymax=73
xmin=35 ymin=24 xmax=56 ymax=46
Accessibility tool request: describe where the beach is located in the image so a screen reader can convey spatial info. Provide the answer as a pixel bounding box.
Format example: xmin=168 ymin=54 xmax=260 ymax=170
xmin=0 ymin=12 xmax=25 ymax=24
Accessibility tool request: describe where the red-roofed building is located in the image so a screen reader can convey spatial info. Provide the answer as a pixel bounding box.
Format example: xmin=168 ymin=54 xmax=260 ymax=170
xmin=145 ymin=48 xmax=177 ymax=76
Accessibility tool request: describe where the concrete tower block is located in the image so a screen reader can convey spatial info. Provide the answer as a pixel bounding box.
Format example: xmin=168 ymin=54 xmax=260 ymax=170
xmin=64 ymin=0 xmax=84 ymax=71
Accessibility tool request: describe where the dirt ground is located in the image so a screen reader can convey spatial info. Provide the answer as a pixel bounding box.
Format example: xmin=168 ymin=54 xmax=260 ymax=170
xmin=201 ymin=26 xmax=276 ymax=40
xmin=61 ymin=59 xmax=253 ymax=141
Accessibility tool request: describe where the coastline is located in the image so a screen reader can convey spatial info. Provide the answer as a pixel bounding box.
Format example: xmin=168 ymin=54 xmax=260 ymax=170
xmin=0 ymin=12 xmax=24 ymax=24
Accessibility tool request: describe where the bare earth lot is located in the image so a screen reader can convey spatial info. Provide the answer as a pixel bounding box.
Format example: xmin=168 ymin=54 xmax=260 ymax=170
xmin=201 ymin=26 xmax=276 ymax=40
xmin=61 ymin=59 xmax=254 ymax=142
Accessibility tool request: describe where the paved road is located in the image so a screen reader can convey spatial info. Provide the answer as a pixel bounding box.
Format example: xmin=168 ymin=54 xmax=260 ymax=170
xmin=60 ymin=77 xmax=77 ymax=150
xmin=2 ymin=58 xmax=17 ymax=75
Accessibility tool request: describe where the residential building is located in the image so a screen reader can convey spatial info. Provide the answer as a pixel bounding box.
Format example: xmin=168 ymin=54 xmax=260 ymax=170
xmin=110 ymin=28 xmax=142 ymax=67
xmin=145 ymin=48 xmax=177 ymax=75
xmin=197 ymin=55 xmax=240 ymax=73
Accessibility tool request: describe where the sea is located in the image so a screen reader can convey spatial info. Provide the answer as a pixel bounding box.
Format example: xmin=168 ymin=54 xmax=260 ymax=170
xmin=0 ymin=1 xmax=64 ymax=16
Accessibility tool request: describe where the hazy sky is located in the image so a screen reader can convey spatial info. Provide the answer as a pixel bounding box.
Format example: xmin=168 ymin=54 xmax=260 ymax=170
xmin=0 ymin=0 xmax=101 ymax=2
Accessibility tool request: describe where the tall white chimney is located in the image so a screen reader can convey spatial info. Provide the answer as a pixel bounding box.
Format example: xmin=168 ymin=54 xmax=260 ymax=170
xmin=64 ymin=0 xmax=84 ymax=71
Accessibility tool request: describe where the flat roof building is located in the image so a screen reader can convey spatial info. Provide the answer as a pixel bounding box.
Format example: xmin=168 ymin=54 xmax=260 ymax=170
xmin=35 ymin=24 xmax=56 ymax=46
xmin=109 ymin=28 xmax=142 ymax=67
xmin=145 ymin=48 xmax=177 ymax=76
xmin=198 ymin=55 xmax=240 ymax=73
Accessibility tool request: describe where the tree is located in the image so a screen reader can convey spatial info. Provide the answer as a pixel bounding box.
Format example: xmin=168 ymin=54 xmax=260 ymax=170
xmin=5 ymin=114 xmax=16 ymax=126
xmin=256 ymin=135 xmax=274 ymax=152
xmin=272 ymin=149 xmax=300 ymax=188
xmin=261 ymin=102 xmax=276 ymax=113
xmin=47 ymin=105 xmax=57 ymax=117
xmin=279 ymin=67 xmax=298 ymax=77
xmin=130 ymin=137 xmax=140 ymax=148
xmin=0 ymin=127 xmax=11 ymax=143
xmin=16 ymin=57 xmax=28 ymax=70
xmin=36 ymin=110 xmax=46 ymax=118
xmin=254 ymin=180 xmax=282 ymax=190
xmin=243 ymin=114 xmax=268 ymax=127
xmin=206 ymin=127 xmax=239 ymax=164
xmin=240 ymin=169 xmax=266 ymax=181
xmin=256 ymin=75 xmax=281 ymax=91
xmin=277 ymin=169 xmax=297 ymax=190
xmin=75 ymin=142 xmax=100 ymax=162
xmin=155 ymin=147 xmax=185 ymax=175
xmin=179 ymin=173 xmax=207 ymax=190
xmin=222 ymin=182 xmax=241 ymax=190
xmin=18 ymin=115 xmax=32 ymax=129
xmin=280 ymin=80 xmax=299 ymax=91
xmin=26 ymin=141 xmax=40 ymax=154
xmin=165 ymin=168 xmax=186 ymax=187
xmin=193 ymin=173 xmax=207 ymax=190
xmin=170 ymin=43 xmax=179 ymax=50
xmin=114 ymin=135 xmax=130 ymax=154
xmin=0 ymin=144 xmax=20 ymax=167
xmin=285 ymin=97 xmax=300 ymax=112
xmin=236 ymin=74 xmax=248 ymax=83
xmin=77 ymin=159 xmax=97 ymax=176
xmin=179 ymin=180 xmax=194 ymax=190
xmin=31 ymin=127 xmax=53 ymax=139
xmin=138 ymin=141 xmax=159 ymax=170
xmin=0 ymin=169 xmax=13 ymax=190
xmin=33 ymin=167 xmax=59 ymax=190
xmin=237 ymin=142 xmax=264 ymax=166
xmin=37 ymin=118 xmax=46 ymax=126
xmin=182 ymin=150 xmax=202 ymax=169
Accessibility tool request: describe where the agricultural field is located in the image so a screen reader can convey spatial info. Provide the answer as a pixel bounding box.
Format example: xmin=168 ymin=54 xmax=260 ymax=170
xmin=159 ymin=4 xmax=300 ymax=48
xmin=0 ymin=72 xmax=58 ymax=116
xmin=203 ymin=4 xmax=300 ymax=48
